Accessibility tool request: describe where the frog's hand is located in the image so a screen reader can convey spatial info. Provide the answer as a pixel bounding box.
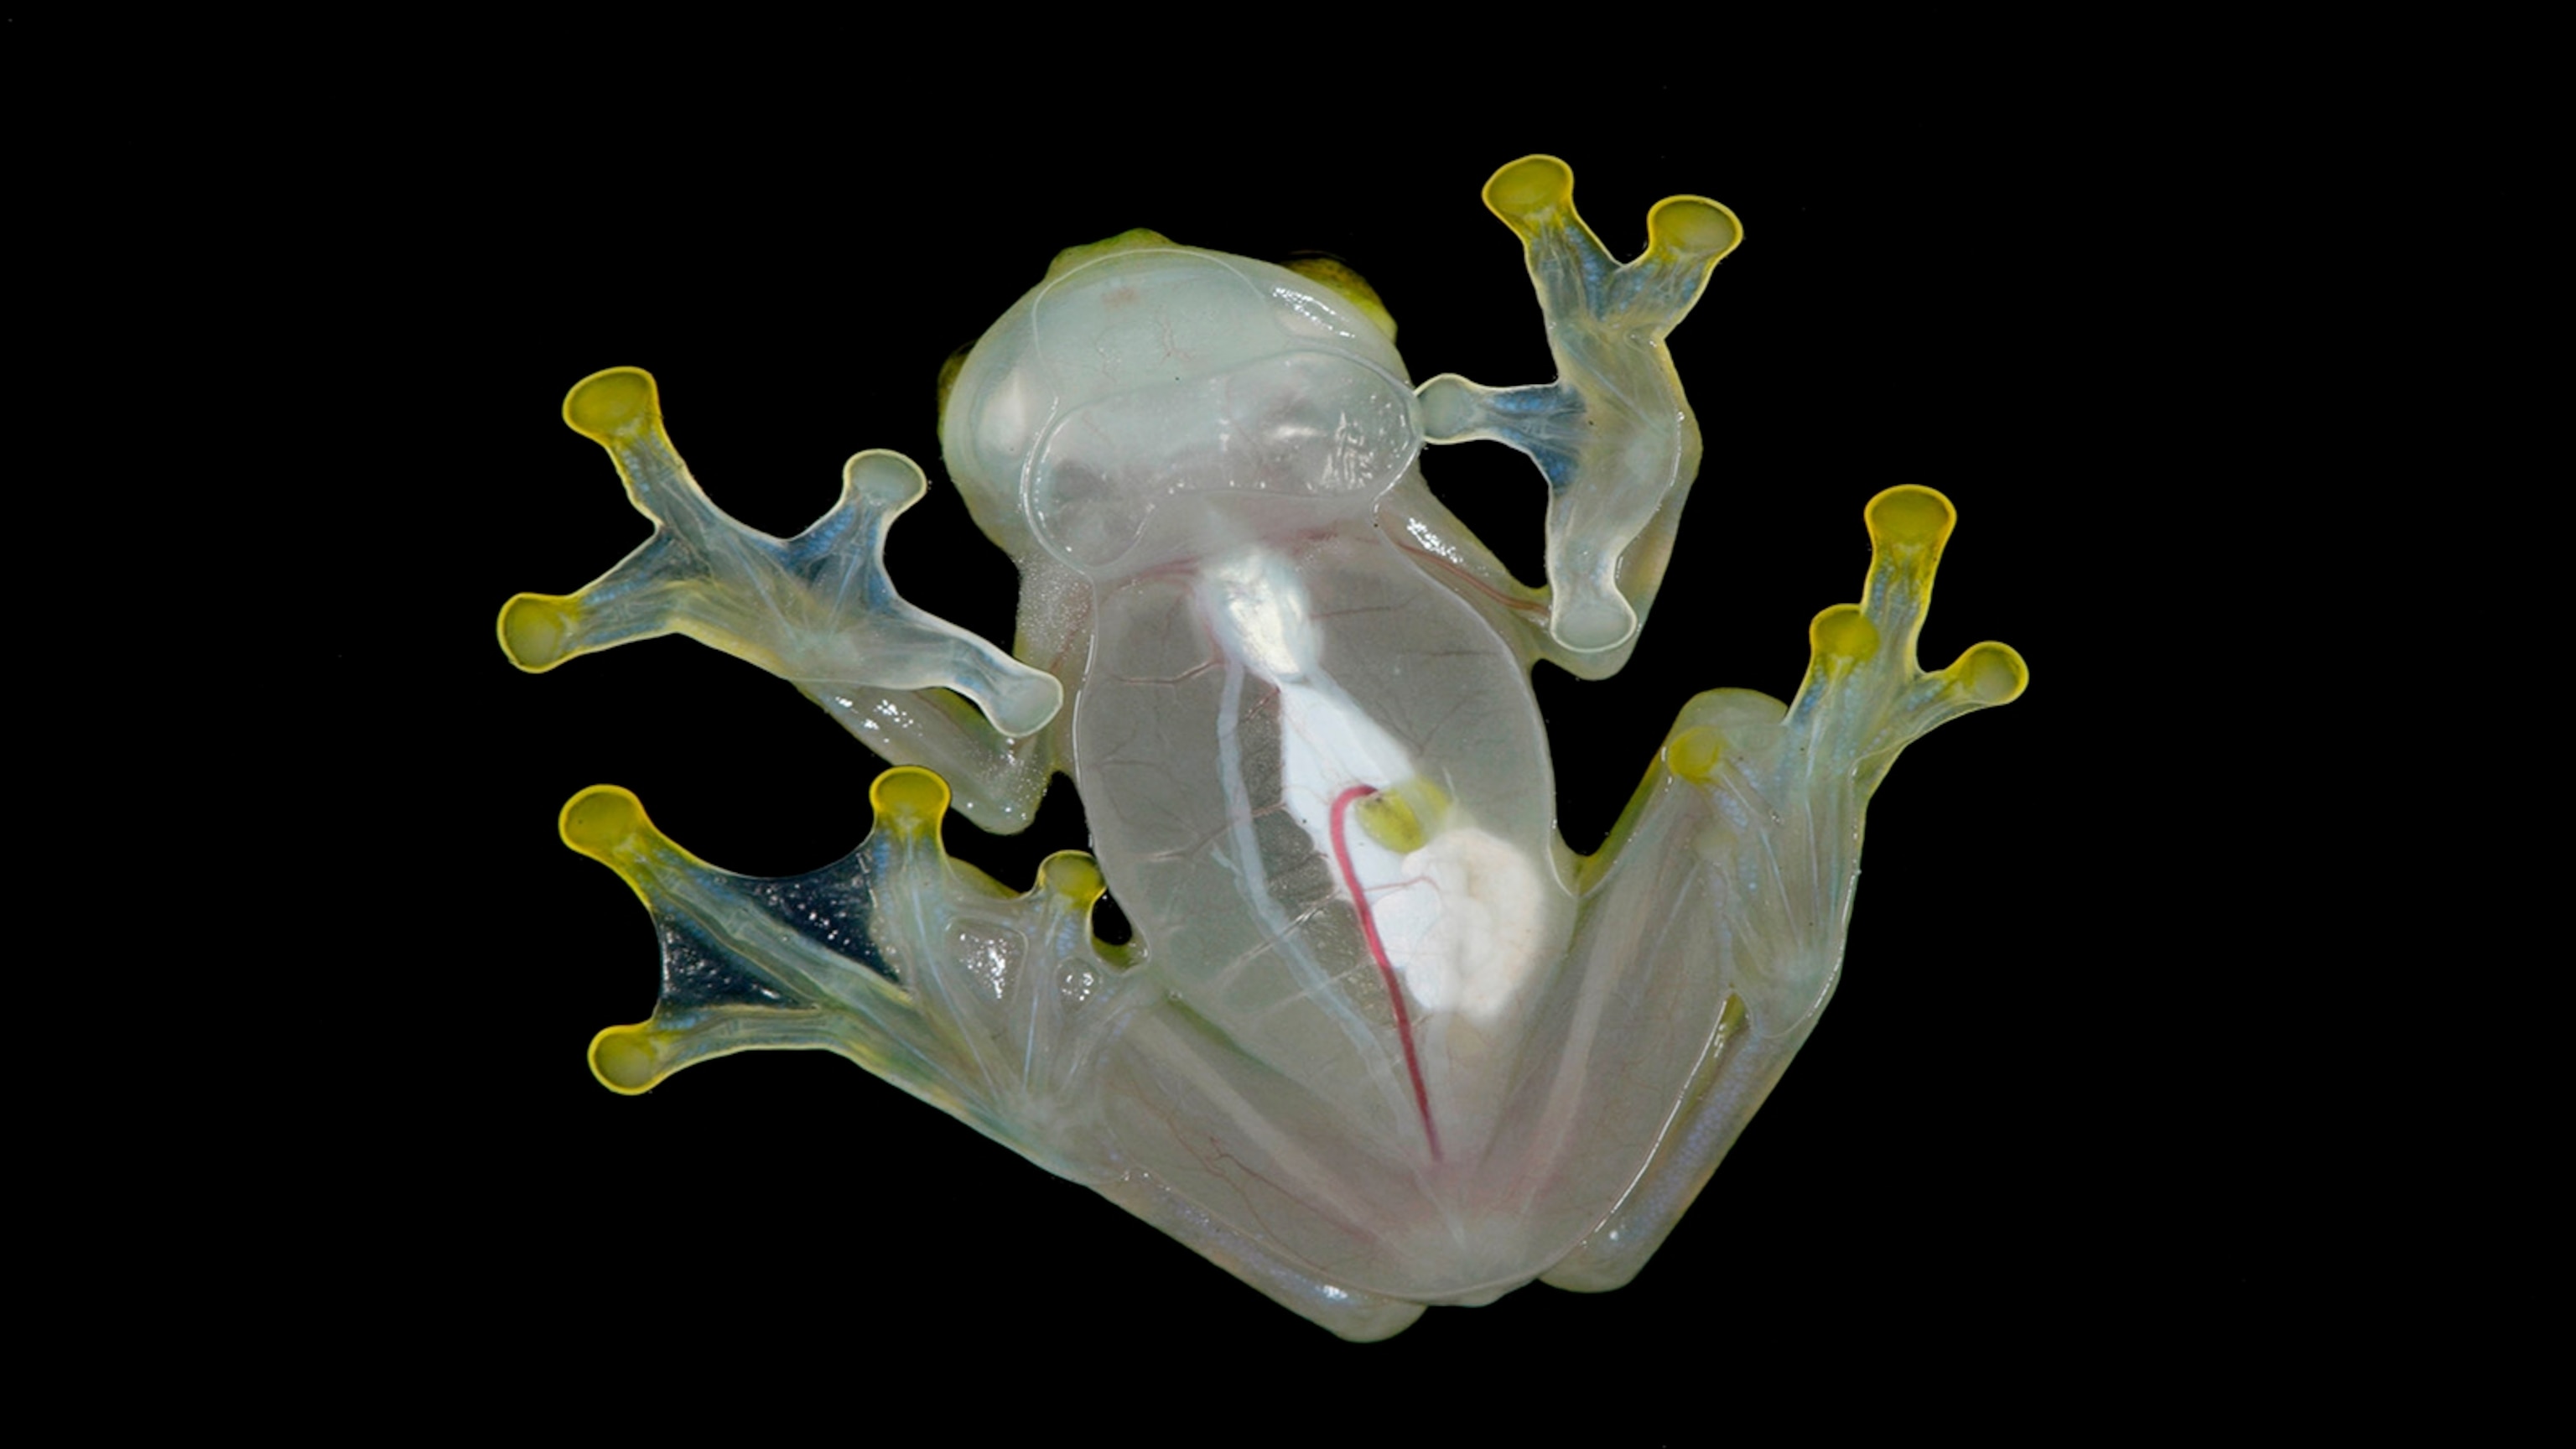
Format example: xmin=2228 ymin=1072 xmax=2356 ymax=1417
xmin=1415 ymin=155 xmax=1741 ymax=662
xmin=1543 ymin=486 xmax=2025 ymax=1293
xmin=561 ymin=768 xmax=1140 ymax=1175
xmin=498 ymin=367 xmax=1064 ymax=741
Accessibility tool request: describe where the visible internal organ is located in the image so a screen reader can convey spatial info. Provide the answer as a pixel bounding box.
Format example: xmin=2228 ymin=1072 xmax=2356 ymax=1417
xmin=1327 ymin=782 xmax=1436 ymax=1158
xmin=1338 ymin=806 xmax=1543 ymax=1027
xmin=1198 ymin=546 xmax=1550 ymax=1158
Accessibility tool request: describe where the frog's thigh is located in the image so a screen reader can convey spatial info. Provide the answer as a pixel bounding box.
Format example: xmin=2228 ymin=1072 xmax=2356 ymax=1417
xmin=1537 ymin=690 xmax=1838 ymax=1294
xmin=1091 ymin=1172 xmax=1426 ymax=1342
xmin=1546 ymin=488 xmax=2030 ymax=1291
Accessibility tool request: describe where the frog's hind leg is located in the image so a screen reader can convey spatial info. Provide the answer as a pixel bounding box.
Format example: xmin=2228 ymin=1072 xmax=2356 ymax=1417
xmin=1536 ymin=486 xmax=2026 ymax=1292
xmin=1090 ymin=1171 xmax=1427 ymax=1342
xmin=557 ymin=766 xmax=1140 ymax=1177
xmin=557 ymin=766 xmax=1424 ymax=1336
xmin=498 ymin=367 xmax=1063 ymax=830
xmin=1413 ymin=155 xmax=1742 ymax=673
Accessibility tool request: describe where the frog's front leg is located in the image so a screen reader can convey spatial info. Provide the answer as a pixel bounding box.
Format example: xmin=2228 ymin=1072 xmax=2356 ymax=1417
xmin=1539 ymin=486 xmax=2028 ymax=1292
xmin=497 ymin=368 xmax=1063 ymax=829
xmin=1414 ymin=155 xmax=1741 ymax=669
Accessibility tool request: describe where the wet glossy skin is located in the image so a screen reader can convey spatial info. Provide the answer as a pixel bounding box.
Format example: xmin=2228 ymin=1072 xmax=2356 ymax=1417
xmin=497 ymin=158 xmax=2027 ymax=1338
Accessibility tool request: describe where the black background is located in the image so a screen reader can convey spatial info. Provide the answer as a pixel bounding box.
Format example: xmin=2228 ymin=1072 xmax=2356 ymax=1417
xmin=330 ymin=92 xmax=2254 ymax=1405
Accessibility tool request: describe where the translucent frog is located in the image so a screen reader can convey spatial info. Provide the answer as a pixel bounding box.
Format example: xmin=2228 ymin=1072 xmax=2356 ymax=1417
xmin=497 ymin=156 xmax=2028 ymax=1339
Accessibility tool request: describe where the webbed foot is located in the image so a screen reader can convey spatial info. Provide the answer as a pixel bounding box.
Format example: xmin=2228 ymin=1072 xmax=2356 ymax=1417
xmin=560 ymin=766 xmax=1138 ymax=1172
xmin=1416 ymin=155 xmax=1742 ymax=658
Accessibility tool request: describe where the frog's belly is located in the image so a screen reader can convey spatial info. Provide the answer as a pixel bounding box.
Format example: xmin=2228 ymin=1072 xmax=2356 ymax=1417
xmin=1070 ymin=533 xmax=1595 ymax=1295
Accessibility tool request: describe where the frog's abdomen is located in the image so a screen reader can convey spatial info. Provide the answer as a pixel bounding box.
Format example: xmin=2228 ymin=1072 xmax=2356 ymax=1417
xmin=1069 ymin=524 xmax=1610 ymax=1292
xmin=1082 ymin=524 xmax=1560 ymax=1122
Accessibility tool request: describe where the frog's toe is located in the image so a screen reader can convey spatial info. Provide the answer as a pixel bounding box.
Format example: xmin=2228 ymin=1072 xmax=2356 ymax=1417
xmin=496 ymin=591 xmax=578 ymax=672
xmin=1480 ymin=154 xmax=1576 ymax=233
xmin=555 ymin=785 xmax=854 ymax=1095
xmin=1945 ymin=640 xmax=2032 ymax=707
xmin=1789 ymin=485 xmax=2028 ymax=797
xmin=1478 ymin=153 xmax=1742 ymax=334
xmin=1647 ymin=194 xmax=1742 ymax=260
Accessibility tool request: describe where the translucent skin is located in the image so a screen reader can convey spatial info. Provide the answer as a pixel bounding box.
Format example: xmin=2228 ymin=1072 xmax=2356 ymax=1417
xmin=499 ymin=157 xmax=2028 ymax=1339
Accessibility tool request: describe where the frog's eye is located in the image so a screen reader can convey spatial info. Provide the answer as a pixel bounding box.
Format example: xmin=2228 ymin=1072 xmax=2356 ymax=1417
xmin=1282 ymin=255 xmax=1397 ymax=343
xmin=935 ymin=341 xmax=975 ymax=435
xmin=1042 ymin=226 xmax=1176 ymax=282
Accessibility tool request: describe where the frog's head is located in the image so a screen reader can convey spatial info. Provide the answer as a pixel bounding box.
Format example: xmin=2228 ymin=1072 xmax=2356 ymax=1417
xmin=939 ymin=233 xmax=1421 ymax=579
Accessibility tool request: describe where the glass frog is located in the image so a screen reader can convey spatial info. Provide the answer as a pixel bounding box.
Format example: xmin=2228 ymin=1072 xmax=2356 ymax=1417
xmin=497 ymin=155 xmax=2028 ymax=1340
